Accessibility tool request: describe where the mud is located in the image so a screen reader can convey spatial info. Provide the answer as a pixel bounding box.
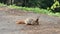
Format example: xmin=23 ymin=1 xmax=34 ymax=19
xmin=0 ymin=7 xmax=60 ymax=34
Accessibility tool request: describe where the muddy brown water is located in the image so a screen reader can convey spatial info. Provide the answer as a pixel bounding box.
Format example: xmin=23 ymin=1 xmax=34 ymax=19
xmin=0 ymin=7 xmax=60 ymax=34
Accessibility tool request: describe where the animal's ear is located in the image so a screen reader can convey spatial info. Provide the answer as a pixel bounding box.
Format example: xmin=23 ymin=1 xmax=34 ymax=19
xmin=35 ymin=18 xmax=39 ymax=22
xmin=35 ymin=16 xmax=39 ymax=22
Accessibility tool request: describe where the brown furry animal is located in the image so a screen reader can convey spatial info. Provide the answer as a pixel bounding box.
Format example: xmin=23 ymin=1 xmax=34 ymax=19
xmin=16 ymin=17 xmax=39 ymax=25
xmin=16 ymin=20 xmax=25 ymax=24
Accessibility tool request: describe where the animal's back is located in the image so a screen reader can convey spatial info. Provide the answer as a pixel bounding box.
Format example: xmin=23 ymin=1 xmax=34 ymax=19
xmin=25 ymin=18 xmax=36 ymax=25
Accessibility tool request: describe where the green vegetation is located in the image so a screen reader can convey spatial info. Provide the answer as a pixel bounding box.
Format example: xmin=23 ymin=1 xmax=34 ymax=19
xmin=51 ymin=0 xmax=60 ymax=9
xmin=0 ymin=3 xmax=60 ymax=17
xmin=8 ymin=5 xmax=60 ymax=17
xmin=0 ymin=3 xmax=7 ymax=7
xmin=8 ymin=5 xmax=50 ymax=14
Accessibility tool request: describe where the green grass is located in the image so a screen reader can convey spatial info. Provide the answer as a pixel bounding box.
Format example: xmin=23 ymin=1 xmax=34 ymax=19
xmin=0 ymin=3 xmax=60 ymax=17
xmin=0 ymin=3 xmax=7 ymax=7
xmin=8 ymin=5 xmax=51 ymax=14
xmin=48 ymin=12 xmax=60 ymax=17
